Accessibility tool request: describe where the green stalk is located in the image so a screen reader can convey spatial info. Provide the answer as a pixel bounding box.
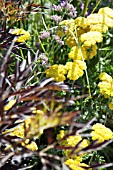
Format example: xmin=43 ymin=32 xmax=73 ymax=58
xmin=91 ymin=0 xmax=102 ymax=14
xmin=89 ymin=151 xmax=97 ymax=165
xmin=82 ymin=0 xmax=90 ymax=17
xmin=20 ymin=49 xmax=24 ymax=60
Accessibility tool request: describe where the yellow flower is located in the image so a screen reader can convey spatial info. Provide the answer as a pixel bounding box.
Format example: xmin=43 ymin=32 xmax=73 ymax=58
xmin=99 ymin=72 xmax=112 ymax=82
xmin=3 ymin=116 xmax=33 ymax=138
xmin=60 ymin=19 xmax=76 ymax=35
xmin=98 ymin=7 xmax=113 ymax=19
xmin=91 ymin=123 xmax=113 ymax=143
xmin=98 ymin=73 xmax=113 ymax=97
xmin=59 ymin=19 xmax=77 ymax=48
xmin=66 ymin=135 xmax=82 ymax=147
xmin=11 ymin=28 xmax=30 ymax=42
xmin=9 ymin=123 xmax=25 ymax=138
xmin=80 ymin=139 xmax=90 ymax=149
xmin=22 ymin=139 xmax=38 ymax=151
xmin=3 ymin=108 xmax=61 ymax=151
xmin=76 ymin=27 xmax=89 ymax=37
xmin=31 ymin=107 xmax=44 ymax=115
xmin=87 ymin=13 xmax=113 ymax=28
xmin=68 ymin=44 xmax=97 ymax=61
xmin=46 ymin=64 xmax=67 ymax=82
xmin=65 ymin=36 xmax=77 ymax=48
xmin=2 ymin=118 xmax=38 ymax=151
xmin=65 ymin=159 xmax=92 ymax=170
xmin=66 ymin=60 xmax=86 ymax=81
xmin=90 ymin=24 xmax=108 ymax=33
xmin=57 ymin=131 xmax=90 ymax=158
xmin=80 ymin=31 xmax=103 ymax=46
xmin=98 ymin=81 xmax=113 ymax=98
xmin=2 ymin=115 xmax=39 ymax=151
xmin=4 ymin=99 xmax=16 ymax=111
xmin=57 ymin=133 xmax=88 ymax=148
xmin=3 ymin=140 xmax=38 ymax=151
xmin=108 ymin=101 xmax=113 ymax=110
xmin=87 ymin=14 xmax=104 ymax=25
xmin=65 ymin=137 xmax=89 ymax=156
xmin=75 ymin=17 xmax=88 ymax=28
xmin=56 ymin=130 xmax=66 ymax=140
xmin=4 ymin=108 xmax=60 ymax=139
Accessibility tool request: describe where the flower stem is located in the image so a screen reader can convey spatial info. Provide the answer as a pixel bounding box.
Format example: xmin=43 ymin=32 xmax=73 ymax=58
xmin=82 ymin=0 xmax=90 ymax=17
xmin=91 ymin=0 xmax=102 ymax=14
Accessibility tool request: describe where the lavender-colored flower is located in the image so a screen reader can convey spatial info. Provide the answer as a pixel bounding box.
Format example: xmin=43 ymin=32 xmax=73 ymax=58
xmin=80 ymin=1 xmax=84 ymax=10
xmin=68 ymin=11 xmax=74 ymax=17
xmin=39 ymin=31 xmax=50 ymax=40
xmin=51 ymin=15 xmax=62 ymax=24
xmin=66 ymin=3 xmax=77 ymax=18
xmin=39 ymin=53 xmax=50 ymax=67
xmin=58 ymin=0 xmax=69 ymax=2
xmin=66 ymin=3 xmax=74 ymax=10
xmin=60 ymin=1 xmax=67 ymax=7
xmin=51 ymin=1 xmax=77 ymax=19
xmin=52 ymin=4 xmax=62 ymax=12
xmin=52 ymin=35 xmax=64 ymax=45
xmin=68 ymin=11 xmax=77 ymax=18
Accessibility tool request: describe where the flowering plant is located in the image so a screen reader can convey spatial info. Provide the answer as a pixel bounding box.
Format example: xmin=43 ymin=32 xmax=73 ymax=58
xmin=1 ymin=0 xmax=113 ymax=169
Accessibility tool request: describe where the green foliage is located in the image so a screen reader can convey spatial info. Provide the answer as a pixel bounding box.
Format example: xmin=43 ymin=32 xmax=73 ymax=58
xmin=1 ymin=0 xmax=113 ymax=170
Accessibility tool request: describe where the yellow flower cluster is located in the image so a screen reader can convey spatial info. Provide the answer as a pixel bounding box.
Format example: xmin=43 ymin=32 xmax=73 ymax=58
xmin=57 ymin=131 xmax=91 ymax=170
xmin=3 ymin=107 xmax=61 ymax=151
xmin=57 ymin=123 xmax=113 ymax=170
xmin=60 ymin=7 xmax=113 ymax=48
xmin=46 ymin=64 xmax=67 ymax=82
xmin=65 ymin=136 xmax=89 ymax=154
xmin=57 ymin=130 xmax=90 ymax=168
xmin=59 ymin=19 xmax=77 ymax=48
xmin=46 ymin=7 xmax=113 ymax=82
xmin=56 ymin=130 xmax=66 ymax=140
xmin=11 ymin=28 xmax=30 ymax=42
xmin=87 ymin=13 xmax=112 ymax=29
xmin=57 ymin=130 xmax=89 ymax=152
xmin=98 ymin=72 xmax=113 ymax=97
xmin=68 ymin=44 xmax=98 ymax=60
xmin=66 ymin=60 xmax=86 ymax=80
xmin=3 ymin=107 xmax=45 ymax=151
xmin=3 ymin=116 xmax=38 ymax=151
xmin=80 ymin=31 xmax=102 ymax=47
xmin=46 ymin=60 xmax=86 ymax=81
xmin=91 ymin=123 xmax=113 ymax=143
xmin=108 ymin=101 xmax=113 ymax=110
xmin=65 ymin=159 xmax=92 ymax=170
xmin=99 ymin=6 xmax=113 ymax=17
xmin=98 ymin=72 xmax=113 ymax=110
xmin=21 ymin=139 xmax=38 ymax=151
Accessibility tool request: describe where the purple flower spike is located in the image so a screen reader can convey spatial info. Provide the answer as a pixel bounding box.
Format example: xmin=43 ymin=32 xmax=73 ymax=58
xmin=51 ymin=15 xmax=62 ymax=24
xmin=52 ymin=35 xmax=64 ymax=45
xmin=39 ymin=31 xmax=50 ymax=40
xmin=52 ymin=4 xmax=62 ymax=12
xmin=51 ymin=1 xmax=77 ymax=19
xmin=60 ymin=1 xmax=67 ymax=7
